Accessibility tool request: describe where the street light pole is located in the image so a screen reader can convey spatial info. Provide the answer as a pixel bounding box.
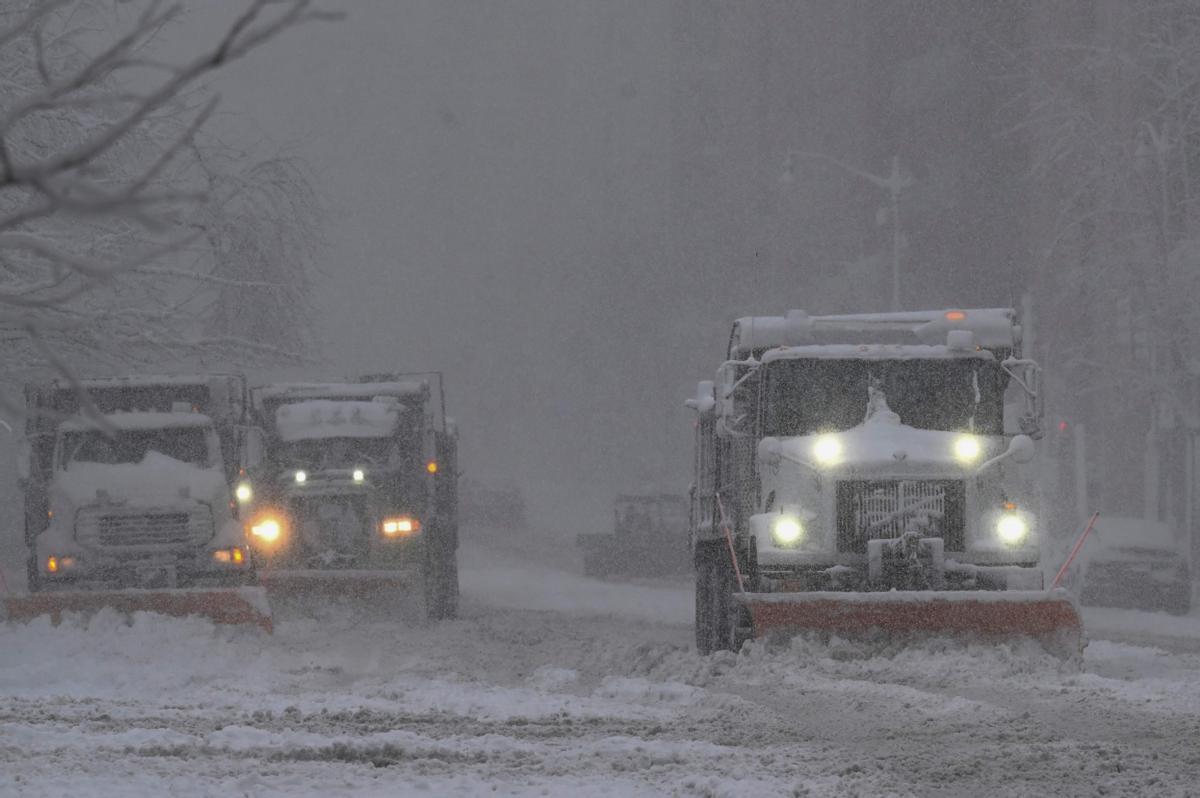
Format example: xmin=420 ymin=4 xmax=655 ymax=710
xmin=887 ymin=155 xmax=903 ymax=312
xmin=781 ymin=150 xmax=912 ymax=311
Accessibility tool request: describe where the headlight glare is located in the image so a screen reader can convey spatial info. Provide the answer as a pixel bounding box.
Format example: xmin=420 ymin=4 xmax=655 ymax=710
xmin=381 ymin=515 xmax=421 ymax=538
xmin=235 ymin=482 xmax=253 ymax=503
xmin=771 ymin=515 xmax=804 ymax=545
xmin=352 ymin=468 xmax=365 ymax=483
xmin=213 ymin=547 xmax=247 ymax=565
xmin=46 ymin=555 xmax=77 ymax=573
xmin=953 ymin=435 xmax=982 ymax=463
xmin=811 ymin=435 xmax=842 ymax=466
xmin=996 ymin=514 xmax=1028 ymax=545
xmin=294 ymin=470 xmax=307 ymax=484
xmin=250 ymin=517 xmax=282 ymax=543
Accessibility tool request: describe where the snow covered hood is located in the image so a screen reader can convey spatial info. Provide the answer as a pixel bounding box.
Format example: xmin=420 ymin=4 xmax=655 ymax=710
xmin=55 ymin=452 xmax=228 ymax=509
xmin=275 ymin=400 xmax=401 ymax=442
xmin=762 ymin=415 xmax=997 ymax=471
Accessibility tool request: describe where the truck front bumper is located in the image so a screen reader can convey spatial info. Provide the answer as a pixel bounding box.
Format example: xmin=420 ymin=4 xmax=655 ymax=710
xmin=35 ymin=547 xmax=253 ymax=590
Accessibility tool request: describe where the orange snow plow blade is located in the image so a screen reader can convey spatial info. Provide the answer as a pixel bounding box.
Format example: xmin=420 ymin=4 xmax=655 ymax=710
xmin=2 ymin=587 xmax=273 ymax=632
xmin=737 ymin=590 xmax=1084 ymax=659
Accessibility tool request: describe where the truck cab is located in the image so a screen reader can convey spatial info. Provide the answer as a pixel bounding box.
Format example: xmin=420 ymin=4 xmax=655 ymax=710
xmin=244 ymin=375 xmax=459 ymax=618
xmin=689 ymin=309 xmax=1051 ymax=651
xmin=22 ymin=375 xmax=256 ymax=591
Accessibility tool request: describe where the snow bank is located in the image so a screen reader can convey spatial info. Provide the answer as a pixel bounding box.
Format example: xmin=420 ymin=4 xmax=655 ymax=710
xmin=457 ymin=543 xmax=692 ymax=625
xmin=4 ymin=534 xmax=1200 ymax=797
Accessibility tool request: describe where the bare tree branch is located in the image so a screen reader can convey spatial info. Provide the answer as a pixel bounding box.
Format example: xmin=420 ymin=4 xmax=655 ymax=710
xmin=0 ymin=0 xmax=335 ymax=394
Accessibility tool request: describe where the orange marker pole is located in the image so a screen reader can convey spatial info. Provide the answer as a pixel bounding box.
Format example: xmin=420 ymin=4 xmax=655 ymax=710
xmin=715 ymin=493 xmax=746 ymax=593
xmin=1052 ymin=512 xmax=1100 ymax=590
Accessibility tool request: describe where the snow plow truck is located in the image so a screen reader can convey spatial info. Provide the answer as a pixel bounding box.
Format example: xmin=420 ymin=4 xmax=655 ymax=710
xmin=686 ymin=308 xmax=1083 ymax=658
xmin=577 ymin=494 xmax=691 ymax=578
xmin=241 ymin=374 xmax=459 ymax=619
xmin=4 ymin=375 xmax=272 ymax=631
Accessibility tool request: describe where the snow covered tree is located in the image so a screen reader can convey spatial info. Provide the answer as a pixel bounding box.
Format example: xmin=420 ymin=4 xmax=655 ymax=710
xmin=0 ymin=0 xmax=335 ymax=415
xmin=195 ymin=154 xmax=325 ymax=357
xmin=1018 ymin=1 xmax=1200 ymax=522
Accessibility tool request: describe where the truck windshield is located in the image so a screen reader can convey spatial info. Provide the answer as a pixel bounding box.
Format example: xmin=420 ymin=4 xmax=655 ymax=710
xmin=279 ymin=437 xmax=412 ymax=471
xmin=61 ymin=426 xmax=212 ymax=469
xmin=762 ymin=358 xmax=1008 ymax=436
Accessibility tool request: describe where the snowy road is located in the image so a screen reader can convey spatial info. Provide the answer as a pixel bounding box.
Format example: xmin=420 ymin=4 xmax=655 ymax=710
xmin=3 ymin=539 xmax=1200 ymax=797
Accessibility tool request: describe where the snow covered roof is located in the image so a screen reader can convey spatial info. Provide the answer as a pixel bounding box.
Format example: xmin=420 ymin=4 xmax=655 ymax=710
xmin=36 ymin=374 xmax=246 ymax=423
xmin=760 ymin=344 xmax=995 ymax=363
xmin=254 ymin=381 xmax=428 ymax=404
xmin=729 ymin=308 xmax=1019 ymax=357
xmin=274 ymin=400 xmax=402 ymax=442
xmin=72 ymin=375 xmax=220 ymax=387
xmin=59 ymin=412 xmax=214 ymax=433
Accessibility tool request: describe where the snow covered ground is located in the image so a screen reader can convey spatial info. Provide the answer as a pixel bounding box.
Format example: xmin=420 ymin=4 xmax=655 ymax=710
xmin=3 ymin=535 xmax=1200 ymax=797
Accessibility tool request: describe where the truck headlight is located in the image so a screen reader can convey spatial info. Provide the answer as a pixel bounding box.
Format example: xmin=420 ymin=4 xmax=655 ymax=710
xmin=212 ymin=547 xmax=247 ymax=565
xmin=953 ymin=435 xmax=982 ymax=463
xmin=235 ymin=482 xmax=253 ymax=503
xmin=996 ymin=514 xmax=1028 ymax=545
xmin=352 ymin=468 xmax=365 ymax=483
xmin=811 ymin=435 xmax=842 ymax=466
xmin=381 ymin=516 xmax=421 ymax=537
xmin=45 ymin=555 xmax=78 ymax=573
xmin=294 ymin=470 xmax=307 ymax=484
xmin=250 ymin=517 xmax=282 ymax=543
xmin=772 ymin=515 xmax=804 ymax=545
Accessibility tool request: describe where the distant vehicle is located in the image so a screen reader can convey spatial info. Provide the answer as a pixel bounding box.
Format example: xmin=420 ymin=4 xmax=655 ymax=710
xmin=243 ymin=374 xmax=460 ymax=619
xmin=576 ymin=494 xmax=690 ymax=578
xmin=1080 ymin=517 xmax=1192 ymax=615
xmin=459 ymin=477 xmax=527 ymax=530
xmin=4 ymin=375 xmax=271 ymax=630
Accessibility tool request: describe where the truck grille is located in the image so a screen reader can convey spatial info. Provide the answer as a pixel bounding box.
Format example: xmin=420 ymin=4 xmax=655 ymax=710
xmin=835 ymin=480 xmax=966 ymax=553
xmin=76 ymin=507 xmax=215 ymax=549
xmin=290 ymin=497 xmax=370 ymax=558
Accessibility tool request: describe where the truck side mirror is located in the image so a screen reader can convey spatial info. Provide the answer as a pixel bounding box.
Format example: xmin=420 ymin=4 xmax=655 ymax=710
xmin=15 ymin=436 xmax=30 ymax=483
xmin=240 ymin=426 xmax=265 ymax=470
xmin=684 ymin=380 xmax=716 ymax=415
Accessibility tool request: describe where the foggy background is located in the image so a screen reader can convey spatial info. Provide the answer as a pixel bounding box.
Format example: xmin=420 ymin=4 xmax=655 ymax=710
xmin=3 ymin=2 xmax=1195 ymax=558
xmin=174 ymin=2 xmax=1037 ymax=530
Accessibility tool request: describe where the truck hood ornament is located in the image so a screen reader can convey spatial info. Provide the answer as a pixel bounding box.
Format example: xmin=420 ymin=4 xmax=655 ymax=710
xmin=863 ymin=385 xmax=901 ymax=426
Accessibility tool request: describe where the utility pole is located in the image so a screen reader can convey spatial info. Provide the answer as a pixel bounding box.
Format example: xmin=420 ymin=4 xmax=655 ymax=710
xmin=782 ymin=151 xmax=912 ymax=311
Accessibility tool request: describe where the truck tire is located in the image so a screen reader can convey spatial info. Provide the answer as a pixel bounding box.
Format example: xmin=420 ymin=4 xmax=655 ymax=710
xmin=25 ymin=552 xmax=41 ymax=593
xmin=694 ymin=541 xmax=734 ymax=654
xmin=423 ymin=530 xmax=458 ymax=621
xmin=440 ymin=544 xmax=459 ymax=619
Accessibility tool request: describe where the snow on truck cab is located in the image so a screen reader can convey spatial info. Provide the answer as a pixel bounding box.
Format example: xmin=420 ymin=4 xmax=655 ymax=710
xmin=243 ymin=374 xmax=460 ymax=619
xmin=688 ymin=308 xmax=1082 ymax=657
xmin=6 ymin=375 xmax=271 ymax=631
xmin=35 ymin=412 xmax=249 ymax=588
